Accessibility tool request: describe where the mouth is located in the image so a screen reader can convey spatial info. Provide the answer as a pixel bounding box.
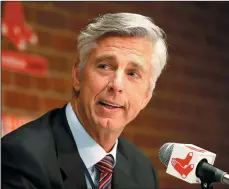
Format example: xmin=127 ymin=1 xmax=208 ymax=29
xmin=98 ymin=101 xmax=124 ymax=109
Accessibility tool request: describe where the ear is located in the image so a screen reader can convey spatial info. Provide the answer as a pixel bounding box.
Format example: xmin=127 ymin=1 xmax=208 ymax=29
xmin=72 ymin=61 xmax=81 ymax=92
xmin=140 ymin=91 xmax=153 ymax=110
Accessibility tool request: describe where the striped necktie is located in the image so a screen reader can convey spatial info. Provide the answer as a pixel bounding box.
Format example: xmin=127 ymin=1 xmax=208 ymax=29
xmin=95 ymin=155 xmax=114 ymax=189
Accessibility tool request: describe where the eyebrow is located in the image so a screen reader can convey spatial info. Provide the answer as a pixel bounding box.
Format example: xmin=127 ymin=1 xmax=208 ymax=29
xmin=129 ymin=61 xmax=147 ymax=73
xmin=95 ymin=54 xmax=116 ymax=64
xmin=95 ymin=54 xmax=147 ymax=72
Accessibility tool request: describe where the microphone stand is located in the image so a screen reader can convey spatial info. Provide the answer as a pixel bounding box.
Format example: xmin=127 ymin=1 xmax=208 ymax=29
xmin=197 ymin=159 xmax=214 ymax=189
xmin=197 ymin=159 xmax=229 ymax=189
xmin=200 ymin=178 xmax=214 ymax=189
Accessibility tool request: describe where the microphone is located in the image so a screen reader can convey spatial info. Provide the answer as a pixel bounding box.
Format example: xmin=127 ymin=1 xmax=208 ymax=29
xmin=159 ymin=143 xmax=229 ymax=187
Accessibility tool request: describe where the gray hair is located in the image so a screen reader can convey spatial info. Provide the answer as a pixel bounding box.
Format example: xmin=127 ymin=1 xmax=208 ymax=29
xmin=76 ymin=12 xmax=168 ymax=91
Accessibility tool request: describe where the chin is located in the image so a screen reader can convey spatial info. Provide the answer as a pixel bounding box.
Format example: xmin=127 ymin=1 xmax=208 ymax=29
xmin=98 ymin=118 xmax=120 ymax=131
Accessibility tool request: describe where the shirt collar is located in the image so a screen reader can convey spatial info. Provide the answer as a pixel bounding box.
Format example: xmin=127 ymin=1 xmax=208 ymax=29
xmin=65 ymin=102 xmax=118 ymax=169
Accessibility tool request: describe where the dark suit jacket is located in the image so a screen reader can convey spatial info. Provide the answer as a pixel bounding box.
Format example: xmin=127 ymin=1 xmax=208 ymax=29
xmin=2 ymin=105 xmax=158 ymax=189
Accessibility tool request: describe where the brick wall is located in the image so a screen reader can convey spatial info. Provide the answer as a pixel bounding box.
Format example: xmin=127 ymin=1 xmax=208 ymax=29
xmin=2 ymin=2 xmax=229 ymax=189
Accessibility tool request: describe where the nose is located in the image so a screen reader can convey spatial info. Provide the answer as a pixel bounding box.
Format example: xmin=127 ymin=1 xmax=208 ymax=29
xmin=107 ymin=72 xmax=124 ymax=93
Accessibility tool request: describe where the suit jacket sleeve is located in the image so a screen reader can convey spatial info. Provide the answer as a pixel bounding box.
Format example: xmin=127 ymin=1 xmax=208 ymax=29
xmin=2 ymin=140 xmax=50 ymax=189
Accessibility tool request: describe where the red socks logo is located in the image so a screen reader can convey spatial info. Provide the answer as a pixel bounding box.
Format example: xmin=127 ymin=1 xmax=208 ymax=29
xmin=2 ymin=2 xmax=38 ymax=51
xmin=171 ymin=152 xmax=194 ymax=178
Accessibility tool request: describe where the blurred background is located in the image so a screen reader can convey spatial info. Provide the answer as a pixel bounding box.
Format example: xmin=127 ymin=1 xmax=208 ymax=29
xmin=1 ymin=2 xmax=229 ymax=189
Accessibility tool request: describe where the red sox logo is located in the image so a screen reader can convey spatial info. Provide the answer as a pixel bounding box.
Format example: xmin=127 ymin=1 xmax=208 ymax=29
xmin=1 ymin=2 xmax=48 ymax=76
xmin=2 ymin=2 xmax=38 ymax=51
xmin=171 ymin=152 xmax=194 ymax=179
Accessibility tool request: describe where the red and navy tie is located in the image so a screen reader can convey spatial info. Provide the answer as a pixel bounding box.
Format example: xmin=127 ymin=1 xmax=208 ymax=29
xmin=95 ymin=155 xmax=114 ymax=189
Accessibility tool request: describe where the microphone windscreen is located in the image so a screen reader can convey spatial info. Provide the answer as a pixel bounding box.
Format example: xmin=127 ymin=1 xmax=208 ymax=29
xmin=159 ymin=143 xmax=175 ymax=166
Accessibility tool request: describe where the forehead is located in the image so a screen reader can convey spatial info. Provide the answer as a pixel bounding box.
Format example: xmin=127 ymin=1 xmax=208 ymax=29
xmin=90 ymin=36 xmax=154 ymax=71
xmin=96 ymin=36 xmax=153 ymax=57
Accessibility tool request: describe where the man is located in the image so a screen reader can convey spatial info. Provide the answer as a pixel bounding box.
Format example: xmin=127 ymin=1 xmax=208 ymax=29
xmin=2 ymin=13 xmax=168 ymax=189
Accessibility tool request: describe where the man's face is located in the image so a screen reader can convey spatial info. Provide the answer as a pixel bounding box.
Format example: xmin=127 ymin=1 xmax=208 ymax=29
xmin=73 ymin=36 xmax=156 ymax=134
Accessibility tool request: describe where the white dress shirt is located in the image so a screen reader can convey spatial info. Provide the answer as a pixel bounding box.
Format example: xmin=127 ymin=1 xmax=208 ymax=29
xmin=65 ymin=103 xmax=118 ymax=188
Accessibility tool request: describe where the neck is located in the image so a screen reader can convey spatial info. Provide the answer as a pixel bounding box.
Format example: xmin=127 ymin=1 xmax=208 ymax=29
xmin=70 ymin=99 xmax=119 ymax=152
xmin=92 ymin=132 xmax=117 ymax=152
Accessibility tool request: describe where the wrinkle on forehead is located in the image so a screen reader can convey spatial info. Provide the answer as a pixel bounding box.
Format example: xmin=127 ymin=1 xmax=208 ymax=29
xmin=97 ymin=36 xmax=153 ymax=57
xmin=86 ymin=36 xmax=155 ymax=78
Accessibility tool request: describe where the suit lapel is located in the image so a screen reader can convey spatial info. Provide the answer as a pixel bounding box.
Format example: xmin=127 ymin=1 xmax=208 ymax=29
xmin=52 ymin=106 xmax=87 ymax=189
xmin=51 ymin=106 xmax=139 ymax=189
xmin=112 ymin=141 xmax=138 ymax=189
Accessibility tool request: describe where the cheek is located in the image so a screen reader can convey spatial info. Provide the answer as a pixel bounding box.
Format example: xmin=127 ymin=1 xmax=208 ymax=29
xmin=84 ymin=73 xmax=107 ymax=98
xmin=127 ymin=82 xmax=148 ymax=101
xmin=128 ymin=92 xmax=145 ymax=111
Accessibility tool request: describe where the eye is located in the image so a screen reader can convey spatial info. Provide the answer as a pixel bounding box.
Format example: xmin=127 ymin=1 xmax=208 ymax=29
xmin=97 ymin=63 xmax=109 ymax=70
xmin=128 ymin=72 xmax=136 ymax=77
xmin=128 ymin=71 xmax=140 ymax=78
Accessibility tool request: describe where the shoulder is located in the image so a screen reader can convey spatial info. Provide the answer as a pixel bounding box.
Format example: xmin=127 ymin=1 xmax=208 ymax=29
xmin=1 ymin=107 xmax=62 ymax=156
xmin=1 ymin=107 xmax=67 ymax=188
xmin=1 ymin=108 xmax=65 ymax=188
